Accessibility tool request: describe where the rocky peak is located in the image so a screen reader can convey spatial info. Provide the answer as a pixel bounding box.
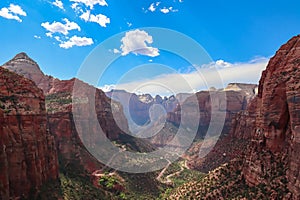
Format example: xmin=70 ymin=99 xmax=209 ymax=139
xmin=2 ymin=53 xmax=58 ymax=94
xmin=5 ymin=52 xmax=38 ymax=66
xmin=3 ymin=52 xmax=42 ymax=75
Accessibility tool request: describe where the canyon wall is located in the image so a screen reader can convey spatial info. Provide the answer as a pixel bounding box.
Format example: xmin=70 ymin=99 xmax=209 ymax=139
xmin=0 ymin=67 xmax=59 ymax=199
xmin=241 ymin=35 xmax=300 ymax=199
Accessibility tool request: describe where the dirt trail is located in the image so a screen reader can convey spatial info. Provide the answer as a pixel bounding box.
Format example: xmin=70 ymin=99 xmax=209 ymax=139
xmin=156 ymin=160 xmax=188 ymax=184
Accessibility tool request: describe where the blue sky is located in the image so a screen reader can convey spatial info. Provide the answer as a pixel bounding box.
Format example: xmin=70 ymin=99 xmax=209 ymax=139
xmin=1 ymin=0 xmax=300 ymax=95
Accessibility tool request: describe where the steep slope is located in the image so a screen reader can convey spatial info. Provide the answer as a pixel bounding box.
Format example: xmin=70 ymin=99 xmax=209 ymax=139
xmin=3 ymin=52 xmax=56 ymax=94
xmin=168 ymin=35 xmax=300 ymax=199
xmin=242 ymin=35 xmax=300 ymax=197
xmin=0 ymin=67 xmax=59 ymax=199
xmin=187 ymin=97 xmax=257 ymax=172
xmin=2 ymin=53 xmax=158 ymax=199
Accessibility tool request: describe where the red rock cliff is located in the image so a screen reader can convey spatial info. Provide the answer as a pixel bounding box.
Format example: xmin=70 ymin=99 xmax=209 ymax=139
xmin=2 ymin=53 xmax=150 ymax=177
xmin=0 ymin=67 xmax=59 ymax=199
xmin=238 ymin=35 xmax=300 ymax=198
xmin=46 ymin=78 xmax=132 ymax=173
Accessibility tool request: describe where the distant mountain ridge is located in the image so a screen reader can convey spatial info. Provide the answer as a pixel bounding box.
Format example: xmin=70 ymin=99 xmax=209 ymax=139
xmin=107 ymin=83 xmax=258 ymax=140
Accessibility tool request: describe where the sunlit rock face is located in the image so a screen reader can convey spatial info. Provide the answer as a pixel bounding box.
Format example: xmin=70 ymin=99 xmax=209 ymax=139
xmin=239 ymin=35 xmax=300 ymax=198
xmin=2 ymin=53 xmax=150 ymax=179
xmin=0 ymin=67 xmax=59 ymax=199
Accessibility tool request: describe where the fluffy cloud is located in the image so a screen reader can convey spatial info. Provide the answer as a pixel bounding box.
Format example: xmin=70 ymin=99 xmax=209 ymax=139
xmin=148 ymin=2 xmax=161 ymax=12
xmin=119 ymin=29 xmax=159 ymax=57
xmin=41 ymin=18 xmax=81 ymax=36
xmin=59 ymin=35 xmax=93 ymax=49
xmin=52 ymin=0 xmax=64 ymax=10
xmin=160 ymin=7 xmax=178 ymax=14
xmin=99 ymin=84 xmax=116 ymax=92
xmin=103 ymin=58 xmax=269 ymax=96
xmin=80 ymin=10 xmax=110 ymax=27
xmin=70 ymin=0 xmax=108 ymax=9
xmin=41 ymin=18 xmax=94 ymax=49
xmin=0 ymin=4 xmax=26 ymax=22
xmin=147 ymin=2 xmax=178 ymax=13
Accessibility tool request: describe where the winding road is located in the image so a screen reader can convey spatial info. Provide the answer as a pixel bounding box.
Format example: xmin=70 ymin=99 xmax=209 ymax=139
xmin=156 ymin=160 xmax=189 ymax=184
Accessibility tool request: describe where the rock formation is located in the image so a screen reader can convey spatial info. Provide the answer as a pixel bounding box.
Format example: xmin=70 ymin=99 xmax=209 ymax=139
xmin=168 ymin=35 xmax=300 ymax=199
xmin=242 ymin=35 xmax=300 ymax=198
xmin=107 ymin=85 xmax=257 ymax=140
xmin=0 ymin=67 xmax=59 ymax=199
xmin=106 ymin=90 xmax=184 ymax=128
xmin=175 ymin=84 xmax=257 ymax=138
xmin=2 ymin=53 xmax=152 ymax=177
xmin=3 ymin=52 xmax=57 ymax=94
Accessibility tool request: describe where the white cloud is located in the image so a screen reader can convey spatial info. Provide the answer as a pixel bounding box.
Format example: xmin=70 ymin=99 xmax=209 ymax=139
xmin=99 ymin=84 xmax=116 ymax=92
xmin=90 ymin=13 xmax=110 ymax=27
xmin=80 ymin=10 xmax=110 ymax=27
xmin=59 ymin=35 xmax=93 ymax=49
xmin=46 ymin=32 xmax=53 ymax=37
xmin=8 ymin=4 xmax=26 ymax=16
xmin=120 ymin=29 xmax=159 ymax=57
xmin=34 ymin=35 xmax=41 ymax=39
xmin=160 ymin=7 xmax=178 ymax=14
xmin=127 ymin=22 xmax=132 ymax=27
xmin=113 ymin=48 xmax=120 ymax=54
xmin=148 ymin=3 xmax=156 ymax=12
xmin=79 ymin=10 xmax=90 ymax=20
xmin=70 ymin=0 xmax=107 ymax=9
xmin=71 ymin=2 xmax=82 ymax=13
xmin=147 ymin=2 xmax=179 ymax=14
xmin=0 ymin=4 xmax=26 ymax=22
xmin=52 ymin=0 xmax=64 ymax=10
xmin=105 ymin=58 xmax=269 ymax=96
xmin=41 ymin=18 xmax=81 ymax=36
xmin=148 ymin=2 xmax=161 ymax=12
xmin=160 ymin=7 xmax=169 ymax=14
xmin=54 ymin=36 xmax=62 ymax=42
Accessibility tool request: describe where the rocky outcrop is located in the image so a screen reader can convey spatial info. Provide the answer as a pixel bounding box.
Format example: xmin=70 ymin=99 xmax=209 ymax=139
xmin=241 ymin=35 xmax=300 ymax=199
xmin=169 ymin=35 xmax=300 ymax=199
xmin=3 ymin=53 xmax=152 ymax=178
xmin=0 ymin=67 xmax=59 ymax=199
xmin=2 ymin=52 xmax=57 ymax=94
xmin=45 ymin=78 xmax=140 ymax=174
xmin=186 ymin=98 xmax=257 ymax=172
xmin=175 ymin=85 xmax=257 ymax=139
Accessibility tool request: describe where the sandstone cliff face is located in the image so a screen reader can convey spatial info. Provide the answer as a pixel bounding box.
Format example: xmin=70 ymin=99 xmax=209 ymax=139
xmin=186 ymin=97 xmax=257 ymax=172
xmin=177 ymin=86 xmax=257 ymax=139
xmin=45 ymin=78 xmax=135 ymax=174
xmin=0 ymin=67 xmax=59 ymax=199
xmin=168 ymin=35 xmax=300 ymax=200
xmin=2 ymin=53 xmax=151 ymax=178
xmin=241 ymin=35 xmax=300 ymax=199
